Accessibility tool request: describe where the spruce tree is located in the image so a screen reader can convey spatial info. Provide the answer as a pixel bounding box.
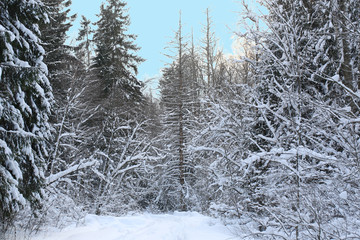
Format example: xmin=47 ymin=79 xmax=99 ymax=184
xmin=76 ymin=16 xmax=93 ymax=68
xmin=39 ymin=0 xmax=80 ymax=175
xmin=158 ymin=14 xmax=204 ymax=211
xmin=81 ymin=0 xmax=146 ymax=215
xmin=37 ymin=0 xmax=98 ymax=222
xmin=0 ymin=0 xmax=52 ymax=231
xmin=92 ymin=0 xmax=144 ymax=108
xmin=40 ymin=0 xmax=76 ymax=102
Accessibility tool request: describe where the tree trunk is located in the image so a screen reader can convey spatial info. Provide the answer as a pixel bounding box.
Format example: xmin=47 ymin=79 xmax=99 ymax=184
xmin=177 ymin=12 xmax=186 ymax=211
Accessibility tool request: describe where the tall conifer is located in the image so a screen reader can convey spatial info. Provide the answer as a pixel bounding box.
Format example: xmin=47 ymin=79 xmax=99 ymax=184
xmin=0 ymin=0 xmax=52 ymax=230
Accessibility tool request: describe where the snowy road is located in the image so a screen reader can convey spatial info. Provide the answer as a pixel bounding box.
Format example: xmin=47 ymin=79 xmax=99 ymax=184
xmin=31 ymin=212 xmax=237 ymax=240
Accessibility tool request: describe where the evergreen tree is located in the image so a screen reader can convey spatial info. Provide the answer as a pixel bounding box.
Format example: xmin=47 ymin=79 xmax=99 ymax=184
xmin=79 ymin=0 xmax=147 ymax=215
xmin=158 ymin=14 xmax=205 ymax=211
xmin=159 ymin=64 xmax=189 ymax=211
xmin=92 ymin=0 xmax=144 ymax=108
xmin=0 ymin=0 xmax=52 ymax=231
xmin=37 ymin=0 xmax=99 ymax=225
xmin=39 ymin=0 xmax=80 ymax=175
xmin=76 ymin=15 xmax=93 ymax=68
xmin=40 ymin=0 xmax=76 ymax=103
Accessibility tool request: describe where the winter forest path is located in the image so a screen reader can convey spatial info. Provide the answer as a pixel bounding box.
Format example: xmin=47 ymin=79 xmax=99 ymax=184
xmin=31 ymin=212 xmax=238 ymax=240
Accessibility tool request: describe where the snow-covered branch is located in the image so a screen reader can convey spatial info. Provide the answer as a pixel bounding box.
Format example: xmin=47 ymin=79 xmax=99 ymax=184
xmin=46 ymin=160 xmax=98 ymax=185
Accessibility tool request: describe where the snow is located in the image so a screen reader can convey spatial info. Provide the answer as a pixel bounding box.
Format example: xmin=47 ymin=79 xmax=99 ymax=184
xmin=16 ymin=88 xmax=32 ymax=115
xmin=46 ymin=160 xmax=97 ymax=185
xmin=332 ymin=74 xmax=340 ymax=82
xmin=0 ymin=24 xmax=6 ymax=32
xmin=339 ymin=191 xmax=348 ymax=200
xmin=15 ymin=20 xmax=38 ymax=43
xmin=31 ymin=212 xmax=236 ymax=240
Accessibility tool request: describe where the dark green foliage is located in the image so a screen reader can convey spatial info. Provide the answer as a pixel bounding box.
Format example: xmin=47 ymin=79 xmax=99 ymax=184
xmin=0 ymin=0 xmax=52 ymax=230
xmin=40 ymin=0 xmax=76 ymax=102
xmin=92 ymin=0 xmax=144 ymax=106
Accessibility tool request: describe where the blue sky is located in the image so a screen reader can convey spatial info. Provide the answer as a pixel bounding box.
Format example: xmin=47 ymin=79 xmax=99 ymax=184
xmin=68 ymin=0 xmax=241 ymax=88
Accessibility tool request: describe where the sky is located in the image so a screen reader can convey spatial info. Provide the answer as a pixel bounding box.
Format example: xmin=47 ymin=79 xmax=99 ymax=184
xmin=67 ymin=0 xmax=241 ymax=90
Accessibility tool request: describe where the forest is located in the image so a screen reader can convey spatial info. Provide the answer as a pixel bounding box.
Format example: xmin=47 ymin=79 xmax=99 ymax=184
xmin=1 ymin=0 xmax=360 ymax=239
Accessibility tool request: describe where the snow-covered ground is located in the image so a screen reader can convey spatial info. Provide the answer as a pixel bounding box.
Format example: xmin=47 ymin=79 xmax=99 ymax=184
xmin=31 ymin=212 xmax=238 ymax=240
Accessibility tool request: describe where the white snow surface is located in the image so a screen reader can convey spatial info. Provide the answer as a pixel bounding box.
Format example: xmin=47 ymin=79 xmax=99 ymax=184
xmin=31 ymin=212 xmax=237 ymax=240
